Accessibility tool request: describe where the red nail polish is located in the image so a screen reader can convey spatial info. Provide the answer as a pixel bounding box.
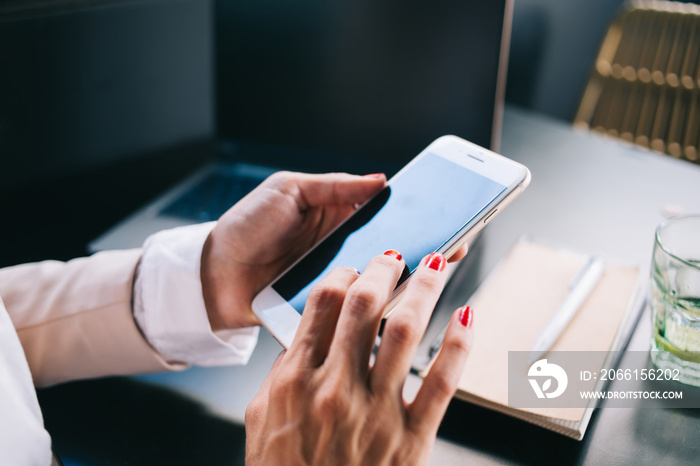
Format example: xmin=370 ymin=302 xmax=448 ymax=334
xmin=364 ymin=173 xmax=385 ymax=179
xmin=458 ymin=306 xmax=473 ymax=328
xmin=425 ymin=252 xmax=446 ymax=271
xmin=384 ymin=249 xmax=403 ymax=261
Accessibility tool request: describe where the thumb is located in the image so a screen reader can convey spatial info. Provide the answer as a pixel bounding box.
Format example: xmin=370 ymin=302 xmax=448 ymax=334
xmin=246 ymin=350 xmax=288 ymax=428
xmin=273 ymin=172 xmax=386 ymax=209
xmin=259 ymin=349 xmax=287 ymax=397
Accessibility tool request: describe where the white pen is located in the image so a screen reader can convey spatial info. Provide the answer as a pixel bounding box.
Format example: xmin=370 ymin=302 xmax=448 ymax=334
xmin=527 ymin=256 xmax=605 ymax=364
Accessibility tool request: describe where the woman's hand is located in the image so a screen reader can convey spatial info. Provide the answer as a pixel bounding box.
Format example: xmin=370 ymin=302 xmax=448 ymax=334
xmin=200 ymin=171 xmax=386 ymax=330
xmin=244 ymin=250 xmax=474 ymax=465
xmin=199 ymin=171 xmax=468 ymax=331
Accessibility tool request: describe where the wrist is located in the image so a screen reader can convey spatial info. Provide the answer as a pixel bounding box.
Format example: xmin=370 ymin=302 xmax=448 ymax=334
xmin=200 ymin=231 xmax=262 ymax=331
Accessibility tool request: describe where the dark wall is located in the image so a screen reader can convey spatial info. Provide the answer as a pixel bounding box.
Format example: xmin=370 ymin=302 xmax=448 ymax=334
xmin=0 ymin=0 xmax=214 ymax=266
xmin=506 ymin=0 xmax=626 ymax=121
xmin=0 ymin=0 xmax=214 ymax=189
xmin=0 ymin=0 xmax=638 ymax=187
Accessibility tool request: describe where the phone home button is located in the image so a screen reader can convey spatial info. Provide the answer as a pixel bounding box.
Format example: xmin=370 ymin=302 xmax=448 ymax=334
xmin=483 ymin=208 xmax=498 ymax=224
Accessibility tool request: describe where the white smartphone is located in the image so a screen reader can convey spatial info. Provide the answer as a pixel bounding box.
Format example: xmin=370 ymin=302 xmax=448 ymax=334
xmin=252 ymin=135 xmax=531 ymax=348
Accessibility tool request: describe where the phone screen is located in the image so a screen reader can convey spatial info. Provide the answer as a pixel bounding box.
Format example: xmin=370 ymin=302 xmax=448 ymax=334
xmin=273 ymin=152 xmax=507 ymax=313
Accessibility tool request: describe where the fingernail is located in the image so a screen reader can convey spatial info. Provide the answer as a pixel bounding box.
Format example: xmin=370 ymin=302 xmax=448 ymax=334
xmin=383 ymin=249 xmax=403 ymax=261
xmin=424 ymin=252 xmax=446 ymax=271
xmin=458 ymin=305 xmax=473 ymax=328
xmin=364 ymin=173 xmax=385 ymax=179
xmin=349 ymin=267 xmax=361 ymax=274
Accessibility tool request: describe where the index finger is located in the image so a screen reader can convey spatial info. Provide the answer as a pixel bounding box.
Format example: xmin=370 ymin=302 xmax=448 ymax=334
xmin=287 ymin=266 xmax=361 ymax=367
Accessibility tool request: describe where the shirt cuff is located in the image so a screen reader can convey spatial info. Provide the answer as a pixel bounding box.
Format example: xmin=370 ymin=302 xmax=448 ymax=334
xmin=133 ymin=221 xmax=259 ymax=367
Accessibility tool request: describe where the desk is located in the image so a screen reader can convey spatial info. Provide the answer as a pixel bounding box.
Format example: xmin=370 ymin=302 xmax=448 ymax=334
xmin=38 ymin=107 xmax=700 ymax=465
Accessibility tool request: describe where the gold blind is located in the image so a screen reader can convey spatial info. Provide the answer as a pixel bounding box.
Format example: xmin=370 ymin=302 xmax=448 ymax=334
xmin=575 ymin=0 xmax=700 ymax=164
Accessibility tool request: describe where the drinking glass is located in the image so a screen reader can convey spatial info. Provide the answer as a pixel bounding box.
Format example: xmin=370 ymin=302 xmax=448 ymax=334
xmin=650 ymin=215 xmax=700 ymax=386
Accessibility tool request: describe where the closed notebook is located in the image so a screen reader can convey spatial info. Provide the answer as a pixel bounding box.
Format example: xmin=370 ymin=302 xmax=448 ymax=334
xmin=423 ymin=239 xmax=645 ymax=440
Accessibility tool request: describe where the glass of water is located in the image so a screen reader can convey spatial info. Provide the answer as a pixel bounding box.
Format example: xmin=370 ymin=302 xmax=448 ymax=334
xmin=651 ymin=214 xmax=700 ymax=386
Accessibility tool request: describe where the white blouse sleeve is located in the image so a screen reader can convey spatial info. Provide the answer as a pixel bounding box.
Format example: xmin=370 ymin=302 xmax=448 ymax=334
xmin=133 ymin=222 xmax=259 ymax=366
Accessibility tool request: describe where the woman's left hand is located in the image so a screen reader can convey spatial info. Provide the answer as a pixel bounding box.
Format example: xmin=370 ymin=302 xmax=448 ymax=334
xmin=199 ymin=171 xmax=468 ymax=331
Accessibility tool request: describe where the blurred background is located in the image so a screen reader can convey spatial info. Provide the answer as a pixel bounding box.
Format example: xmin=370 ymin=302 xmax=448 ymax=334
xmin=1 ymin=0 xmax=697 ymax=267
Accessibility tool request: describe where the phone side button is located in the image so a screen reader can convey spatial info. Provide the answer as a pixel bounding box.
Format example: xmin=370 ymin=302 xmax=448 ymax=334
xmin=483 ymin=208 xmax=498 ymax=224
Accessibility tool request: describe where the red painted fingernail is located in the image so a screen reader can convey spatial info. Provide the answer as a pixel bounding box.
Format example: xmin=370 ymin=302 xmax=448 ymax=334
xmin=425 ymin=252 xmax=446 ymax=271
xmin=458 ymin=305 xmax=473 ymax=328
xmin=384 ymin=249 xmax=403 ymax=261
xmin=364 ymin=173 xmax=385 ymax=179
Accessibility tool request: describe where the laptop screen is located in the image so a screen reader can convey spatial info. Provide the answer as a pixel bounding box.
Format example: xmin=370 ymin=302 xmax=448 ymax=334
xmin=215 ymin=0 xmax=512 ymax=175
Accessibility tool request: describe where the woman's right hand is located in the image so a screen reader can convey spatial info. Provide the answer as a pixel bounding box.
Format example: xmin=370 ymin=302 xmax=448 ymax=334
xmin=245 ymin=250 xmax=474 ymax=465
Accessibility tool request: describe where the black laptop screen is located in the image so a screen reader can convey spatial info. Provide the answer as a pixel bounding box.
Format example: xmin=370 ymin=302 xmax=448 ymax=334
xmin=215 ymin=0 xmax=509 ymax=174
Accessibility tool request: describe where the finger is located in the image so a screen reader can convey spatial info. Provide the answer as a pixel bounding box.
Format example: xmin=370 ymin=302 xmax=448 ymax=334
xmin=447 ymin=243 xmax=469 ymax=263
xmin=409 ymin=306 xmax=474 ymax=436
xmin=287 ymin=266 xmax=361 ymax=367
xmin=269 ymin=172 xmax=386 ymax=210
xmin=371 ymin=252 xmax=449 ymax=394
xmin=326 ymin=250 xmax=405 ymax=371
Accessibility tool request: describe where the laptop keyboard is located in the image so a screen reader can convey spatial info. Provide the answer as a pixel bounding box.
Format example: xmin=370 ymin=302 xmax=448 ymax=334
xmin=159 ymin=170 xmax=266 ymax=222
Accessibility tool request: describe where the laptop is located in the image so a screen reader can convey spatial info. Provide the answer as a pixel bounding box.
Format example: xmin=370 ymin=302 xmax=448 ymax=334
xmin=90 ymin=0 xmax=513 ymax=252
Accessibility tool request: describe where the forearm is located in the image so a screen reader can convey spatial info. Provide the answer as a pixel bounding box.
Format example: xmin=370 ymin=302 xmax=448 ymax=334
xmin=0 ymin=221 xmax=261 ymax=387
xmin=0 ymin=249 xmax=182 ymax=387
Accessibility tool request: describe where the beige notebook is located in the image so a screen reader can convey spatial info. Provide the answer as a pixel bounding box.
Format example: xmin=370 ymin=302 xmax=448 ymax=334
xmin=424 ymin=239 xmax=645 ymax=440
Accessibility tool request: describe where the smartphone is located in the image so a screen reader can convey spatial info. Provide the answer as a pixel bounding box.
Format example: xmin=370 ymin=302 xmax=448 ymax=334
xmin=252 ymin=135 xmax=531 ymax=348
